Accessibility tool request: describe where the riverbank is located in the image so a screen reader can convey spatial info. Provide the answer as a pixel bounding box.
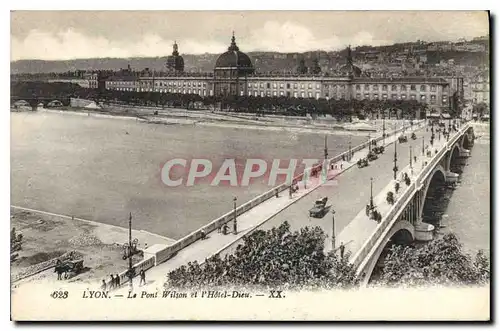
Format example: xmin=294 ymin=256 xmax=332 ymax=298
xmin=10 ymin=206 xmax=175 ymax=287
xmin=38 ymin=105 xmax=408 ymax=137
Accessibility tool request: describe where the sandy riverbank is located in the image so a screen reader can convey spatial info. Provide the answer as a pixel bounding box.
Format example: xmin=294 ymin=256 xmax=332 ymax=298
xmin=38 ymin=105 xmax=412 ymax=138
xmin=10 ymin=206 xmax=175 ymax=287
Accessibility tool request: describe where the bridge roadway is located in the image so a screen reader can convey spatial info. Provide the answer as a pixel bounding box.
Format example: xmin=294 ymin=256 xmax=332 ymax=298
xmin=220 ymin=125 xmax=434 ymax=256
xmin=107 ymin=122 xmax=429 ymax=293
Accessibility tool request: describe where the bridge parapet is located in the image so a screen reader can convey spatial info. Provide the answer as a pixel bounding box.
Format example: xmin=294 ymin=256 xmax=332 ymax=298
xmin=353 ymin=122 xmax=471 ymax=277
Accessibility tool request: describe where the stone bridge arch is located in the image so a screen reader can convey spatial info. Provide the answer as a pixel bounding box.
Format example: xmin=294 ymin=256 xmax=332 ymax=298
xmin=446 ymin=144 xmax=461 ymax=173
xmin=359 ymin=220 xmax=415 ymax=285
xmin=418 ymin=164 xmax=446 ymax=221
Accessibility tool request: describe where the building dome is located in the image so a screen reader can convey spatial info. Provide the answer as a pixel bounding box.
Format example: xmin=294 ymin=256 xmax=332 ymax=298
xmin=214 ymin=33 xmax=254 ymax=72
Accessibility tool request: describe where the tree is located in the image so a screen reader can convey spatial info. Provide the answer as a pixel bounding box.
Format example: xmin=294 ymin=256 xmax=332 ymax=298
xmin=310 ymin=58 xmax=321 ymax=75
xmin=166 ymin=221 xmax=360 ymax=290
xmin=297 ymin=58 xmax=308 ymax=75
xmin=376 ymin=233 xmax=490 ymax=287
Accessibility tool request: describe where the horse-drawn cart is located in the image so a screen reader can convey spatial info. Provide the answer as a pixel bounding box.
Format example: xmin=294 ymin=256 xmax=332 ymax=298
xmin=55 ymin=258 xmax=84 ymax=280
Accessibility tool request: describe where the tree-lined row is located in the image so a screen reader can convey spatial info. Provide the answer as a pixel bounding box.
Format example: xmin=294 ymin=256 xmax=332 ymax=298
xmin=12 ymin=81 xmax=429 ymax=119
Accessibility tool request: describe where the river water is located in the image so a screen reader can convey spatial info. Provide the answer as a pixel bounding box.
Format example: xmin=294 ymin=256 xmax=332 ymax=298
xmin=11 ymin=111 xmax=368 ymax=239
xmin=443 ymin=132 xmax=490 ymax=255
xmin=421 ymin=127 xmax=490 ymax=256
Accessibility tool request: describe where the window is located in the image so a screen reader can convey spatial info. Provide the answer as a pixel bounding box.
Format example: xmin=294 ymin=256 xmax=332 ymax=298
xmin=261 ymin=91 xmax=265 ymax=97
xmin=273 ymin=91 xmax=277 ymax=96
xmin=267 ymin=83 xmax=271 ymax=89
xmin=287 ymin=83 xmax=291 ymax=89
xmin=316 ymin=84 xmax=320 ymax=89
xmin=431 ymin=95 xmax=436 ymax=100
xmin=240 ymin=90 xmax=244 ymax=96
xmin=373 ymin=94 xmax=379 ymax=99
xmin=356 ymin=93 xmax=362 ymax=99
xmin=430 ymin=98 xmax=436 ymax=104
xmin=420 ymin=85 xmax=427 ymax=92
xmin=301 ymin=84 xmax=305 ymax=89
xmin=411 ymin=94 xmax=416 ymax=100
xmin=188 ymin=82 xmax=191 ymax=87
xmin=301 ymin=92 xmax=305 ymax=98
xmin=356 ymin=84 xmax=361 ymax=91
xmin=308 ymin=92 xmax=313 ymax=98
xmin=373 ymin=85 xmax=379 ymax=91
xmin=273 ymin=83 xmax=277 ymax=88
xmin=430 ymin=85 xmax=437 ymax=92
xmin=410 ymin=85 xmax=416 ymax=91
xmin=254 ymin=91 xmax=258 ymax=97
xmin=280 ymin=91 xmax=284 ymax=96
xmin=364 ymin=84 xmax=369 ymax=91
xmin=401 ymin=94 xmax=406 ymax=99
xmin=401 ymin=85 xmax=407 ymax=91
xmin=382 ymin=94 xmax=388 ymax=99
xmin=420 ymin=95 xmax=426 ymax=100
xmin=307 ymin=83 xmax=312 ymax=89
xmin=382 ymin=85 xmax=388 ymax=91
xmin=364 ymin=93 xmax=370 ymax=99
xmin=293 ymin=92 xmax=298 ymax=98
xmin=280 ymin=83 xmax=284 ymax=88
xmin=341 ymin=93 xmax=346 ymax=99
xmin=260 ymin=83 xmax=264 ymax=88
xmin=254 ymin=83 xmax=258 ymax=88
xmin=294 ymin=83 xmax=298 ymax=89
xmin=391 ymin=94 xmax=397 ymax=99
xmin=391 ymin=85 xmax=397 ymax=91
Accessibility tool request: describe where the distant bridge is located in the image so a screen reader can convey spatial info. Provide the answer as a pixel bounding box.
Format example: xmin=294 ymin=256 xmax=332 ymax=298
xmin=11 ymin=95 xmax=71 ymax=110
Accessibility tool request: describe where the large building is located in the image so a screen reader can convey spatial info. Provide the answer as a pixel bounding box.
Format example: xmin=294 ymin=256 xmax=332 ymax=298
xmin=103 ymin=33 xmax=462 ymax=111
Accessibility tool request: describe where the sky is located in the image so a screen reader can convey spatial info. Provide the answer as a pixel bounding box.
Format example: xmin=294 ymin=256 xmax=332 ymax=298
xmin=10 ymin=11 xmax=489 ymax=61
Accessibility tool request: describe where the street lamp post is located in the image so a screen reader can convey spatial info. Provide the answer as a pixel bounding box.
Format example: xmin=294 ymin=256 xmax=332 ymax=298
xmin=393 ymin=138 xmax=398 ymax=180
xmin=127 ymin=212 xmax=134 ymax=289
xmin=370 ymin=177 xmax=374 ymax=210
xmin=422 ymin=136 xmax=425 ymax=156
xmin=382 ymin=113 xmax=386 ymax=144
xmin=410 ymin=145 xmax=413 ymax=170
xmin=331 ymin=209 xmax=336 ymax=251
xmin=324 ymin=135 xmax=328 ymax=160
xmin=233 ymin=197 xmax=237 ymax=234
xmin=368 ymin=133 xmax=372 ymax=153
xmin=348 ymin=137 xmax=352 ymax=161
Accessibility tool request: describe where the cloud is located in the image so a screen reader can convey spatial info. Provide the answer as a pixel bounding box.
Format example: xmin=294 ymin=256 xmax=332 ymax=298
xmin=10 ymin=28 xmax=228 ymax=61
xmin=9 ymin=23 xmax=395 ymax=61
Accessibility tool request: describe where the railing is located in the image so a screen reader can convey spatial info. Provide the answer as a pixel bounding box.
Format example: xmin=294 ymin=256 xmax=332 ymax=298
xmin=353 ymin=123 xmax=470 ymax=273
xmin=153 ymin=120 xmax=425 ymax=265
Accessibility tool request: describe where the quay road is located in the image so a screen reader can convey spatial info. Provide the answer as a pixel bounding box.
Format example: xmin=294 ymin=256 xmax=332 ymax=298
xmin=109 ymin=122 xmax=430 ymax=293
xmin=221 ymin=124 xmax=435 ymax=256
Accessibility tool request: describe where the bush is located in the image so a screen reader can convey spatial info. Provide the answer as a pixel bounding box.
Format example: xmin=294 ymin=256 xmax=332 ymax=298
xmin=375 ymin=233 xmax=490 ymax=287
xmin=166 ymin=221 xmax=360 ymax=290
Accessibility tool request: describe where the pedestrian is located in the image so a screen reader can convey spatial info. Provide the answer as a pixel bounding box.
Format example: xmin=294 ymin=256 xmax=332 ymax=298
xmin=414 ymin=156 xmax=417 ymax=163
xmin=217 ymin=225 xmax=222 ymax=233
xmin=115 ymin=274 xmax=120 ymax=288
xmin=222 ymin=224 xmax=229 ymax=235
xmin=200 ymin=229 xmax=206 ymax=240
xmin=140 ymin=269 xmax=146 ymax=286
xmin=101 ymin=280 xmax=107 ymax=291
xmin=340 ymin=242 xmax=345 ymax=259
xmin=340 ymin=163 xmax=343 ymax=170
xmin=109 ymin=275 xmax=115 ymax=289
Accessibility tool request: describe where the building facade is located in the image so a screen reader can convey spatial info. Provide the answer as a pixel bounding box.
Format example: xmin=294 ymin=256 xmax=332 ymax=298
xmin=103 ymin=33 xmax=462 ymax=111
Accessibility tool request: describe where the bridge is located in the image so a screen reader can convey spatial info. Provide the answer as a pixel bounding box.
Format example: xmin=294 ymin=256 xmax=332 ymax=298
xmin=102 ymin=118 xmax=474 ymax=292
xmin=11 ymin=95 xmax=71 ymax=110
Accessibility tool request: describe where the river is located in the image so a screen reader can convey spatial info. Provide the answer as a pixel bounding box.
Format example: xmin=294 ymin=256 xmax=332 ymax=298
xmin=11 ymin=111 xmax=367 ymax=239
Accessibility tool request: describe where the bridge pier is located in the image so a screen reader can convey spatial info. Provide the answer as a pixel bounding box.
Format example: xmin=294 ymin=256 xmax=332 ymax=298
xmin=414 ymin=219 xmax=434 ymax=241
xmin=445 ymin=171 xmax=459 ymax=184
xmin=459 ymin=149 xmax=471 ymax=158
